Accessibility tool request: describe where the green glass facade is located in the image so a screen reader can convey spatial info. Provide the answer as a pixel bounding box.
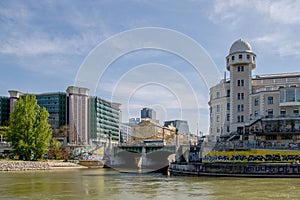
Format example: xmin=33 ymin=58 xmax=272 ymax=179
xmin=36 ymin=93 xmax=67 ymax=129
xmin=0 ymin=97 xmax=10 ymax=126
xmin=90 ymin=97 xmax=120 ymax=144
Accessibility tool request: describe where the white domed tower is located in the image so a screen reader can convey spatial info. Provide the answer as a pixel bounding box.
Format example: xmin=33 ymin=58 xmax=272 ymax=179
xmin=226 ymin=39 xmax=256 ymax=134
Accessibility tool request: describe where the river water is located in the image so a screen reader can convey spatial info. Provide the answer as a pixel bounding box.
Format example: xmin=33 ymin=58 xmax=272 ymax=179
xmin=0 ymin=168 xmax=299 ymax=200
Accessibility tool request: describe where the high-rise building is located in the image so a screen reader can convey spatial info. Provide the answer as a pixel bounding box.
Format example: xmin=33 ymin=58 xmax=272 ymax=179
xmin=66 ymin=86 xmax=89 ymax=145
xmin=209 ymin=38 xmax=300 ymax=144
xmin=164 ymin=120 xmax=190 ymax=135
xmin=6 ymin=86 xmax=122 ymax=146
xmin=89 ymin=97 xmax=121 ymax=144
xmin=141 ymin=107 xmax=156 ymax=119
xmin=0 ymin=96 xmax=10 ymax=126
xmin=36 ymin=93 xmax=67 ymax=129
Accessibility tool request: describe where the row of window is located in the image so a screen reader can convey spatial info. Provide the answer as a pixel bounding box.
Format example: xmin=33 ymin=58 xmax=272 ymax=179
xmin=253 ymin=108 xmax=299 ymax=117
xmin=254 ymin=97 xmax=274 ymax=106
xmin=227 ymin=54 xmax=253 ymax=63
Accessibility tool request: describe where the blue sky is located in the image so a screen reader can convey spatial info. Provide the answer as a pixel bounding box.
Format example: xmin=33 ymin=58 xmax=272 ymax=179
xmin=1 ymin=0 xmax=300 ymax=134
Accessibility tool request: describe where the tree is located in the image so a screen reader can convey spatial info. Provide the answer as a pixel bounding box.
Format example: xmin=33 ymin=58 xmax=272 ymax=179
xmin=0 ymin=126 xmax=9 ymax=142
xmin=7 ymin=94 xmax=52 ymax=160
xmin=51 ymin=139 xmax=62 ymax=159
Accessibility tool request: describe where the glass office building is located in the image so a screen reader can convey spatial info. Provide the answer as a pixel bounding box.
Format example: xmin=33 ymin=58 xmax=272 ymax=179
xmin=90 ymin=97 xmax=121 ymax=144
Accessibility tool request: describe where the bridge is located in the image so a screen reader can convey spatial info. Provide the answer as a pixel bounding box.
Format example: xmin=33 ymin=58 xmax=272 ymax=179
xmin=106 ymin=144 xmax=177 ymax=173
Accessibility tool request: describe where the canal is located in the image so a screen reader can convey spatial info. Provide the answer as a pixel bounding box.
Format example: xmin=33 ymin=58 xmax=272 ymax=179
xmin=0 ymin=168 xmax=299 ymax=199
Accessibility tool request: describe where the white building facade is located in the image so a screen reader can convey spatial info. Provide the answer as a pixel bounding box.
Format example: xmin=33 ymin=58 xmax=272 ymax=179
xmin=209 ymin=39 xmax=300 ymax=142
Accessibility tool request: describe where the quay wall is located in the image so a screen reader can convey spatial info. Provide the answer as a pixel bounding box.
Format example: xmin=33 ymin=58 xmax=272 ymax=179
xmin=0 ymin=161 xmax=82 ymax=171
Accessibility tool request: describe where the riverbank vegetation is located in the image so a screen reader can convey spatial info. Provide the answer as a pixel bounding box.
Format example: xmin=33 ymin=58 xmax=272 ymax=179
xmin=5 ymin=94 xmax=52 ymax=161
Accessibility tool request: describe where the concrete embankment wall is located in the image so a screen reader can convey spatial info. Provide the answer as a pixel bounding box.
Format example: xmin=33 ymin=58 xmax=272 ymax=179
xmin=0 ymin=161 xmax=81 ymax=171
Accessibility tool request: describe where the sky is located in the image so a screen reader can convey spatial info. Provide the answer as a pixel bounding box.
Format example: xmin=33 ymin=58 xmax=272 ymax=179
xmin=1 ymin=0 xmax=300 ymax=134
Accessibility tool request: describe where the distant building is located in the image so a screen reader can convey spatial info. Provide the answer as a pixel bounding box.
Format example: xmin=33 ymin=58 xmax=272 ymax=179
xmin=0 ymin=96 xmax=10 ymax=126
xmin=129 ymin=117 xmax=141 ymax=125
xmin=4 ymin=86 xmax=122 ymax=146
xmin=120 ymin=123 xmax=131 ymax=143
xmin=89 ymin=96 xmax=121 ymax=145
xmin=164 ymin=120 xmax=190 ymax=135
xmin=141 ymin=107 xmax=156 ymax=119
xmin=209 ymin=38 xmax=300 ymax=145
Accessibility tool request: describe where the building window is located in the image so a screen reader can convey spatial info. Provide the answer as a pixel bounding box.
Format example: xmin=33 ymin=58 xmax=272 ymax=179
xmin=239 ymin=54 xmax=242 ymax=59
xmin=254 ymin=111 xmax=258 ymax=117
xmin=237 ymin=93 xmax=244 ymax=100
xmin=287 ymin=89 xmax=296 ymax=102
xmin=237 ymin=115 xmax=244 ymax=122
xmin=247 ymin=54 xmax=250 ymax=59
xmin=238 ymin=80 xmax=245 ymax=86
xmin=281 ymin=134 xmax=292 ymax=140
xmin=267 ymin=109 xmax=273 ymax=117
xmin=267 ymin=96 xmax=274 ymax=104
xmin=216 ymin=105 xmax=220 ymax=112
xmin=227 ymin=90 xmax=230 ymax=97
xmin=254 ymin=98 xmax=259 ymax=106
xmin=232 ymin=55 xmax=235 ymax=61
xmin=216 ymin=91 xmax=220 ymax=98
xmin=293 ymin=108 xmax=299 ymax=115
xmin=280 ymin=109 xmax=286 ymax=116
xmin=227 ymin=114 xmax=230 ymax=121
xmin=227 ymin=103 xmax=230 ymax=111
xmin=237 ymin=105 xmax=244 ymax=112
xmin=238 ymin=66 xmax=244 ymax=72
xmin=216 ymin=115 xmax=220 ymax=122
xmin=227 ymin=126 xmax=230 ymax=132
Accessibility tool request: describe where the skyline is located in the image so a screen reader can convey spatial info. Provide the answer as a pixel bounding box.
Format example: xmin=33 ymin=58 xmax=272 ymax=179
xmin=1 ymin=0 xmax=300 ymax=134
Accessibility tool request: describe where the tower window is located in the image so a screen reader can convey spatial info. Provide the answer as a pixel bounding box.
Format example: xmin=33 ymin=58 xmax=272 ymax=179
xmin=247 ymin=54 xmax=250 ymax=59
xmin=237 ymin=80 xmax=244 ymax=87
xmin=232 ymin=55 xmax=235 ymax=61
xmin=237 ymin=66 xmax=244 ymax=72
xmin=255 ymin=98 xmax=259 ymax=106
xmin=237 ymin=93 xmax=244 ymax=100
xmin=227 ymin=114 xmax=230 ymax=121
xmin=239 ymin=54 xmax=242 ymax=59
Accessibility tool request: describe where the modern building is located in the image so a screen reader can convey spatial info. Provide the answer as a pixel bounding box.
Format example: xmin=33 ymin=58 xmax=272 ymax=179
xmin=120 ymin=123 xmax=131 ymax=143
xmin=209 ymin=38 xmax=300 ymax=145
xmin=4 ymin=86 xmax=122 ymax=146
xmin=141 ymin=107 xmax=156 ymax=119
xmin=66 ymin=86 xmax=89 ymax=145
xmin=164 ymin=120 xmax=190 ymax=135
xmin=36 ymin=92 xmax=67 ymax=129
xmin=89 ymin=96 xmax=121 ymax=144
xmin=0 ymin=96 xmax=10 ymax=126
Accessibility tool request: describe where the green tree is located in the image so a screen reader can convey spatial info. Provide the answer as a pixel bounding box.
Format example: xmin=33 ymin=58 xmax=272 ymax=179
xmin=7 ymin=94 xmax=52 ymax=160
xmin=51 ymin=139 xmax=62 ymax=159
xmin=0 ymin=126 xmax=9 ymax=142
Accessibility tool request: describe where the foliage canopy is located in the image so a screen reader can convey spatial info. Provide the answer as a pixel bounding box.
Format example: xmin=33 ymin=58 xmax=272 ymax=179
xmin=7 ymin=94 xmax=52 ymax=160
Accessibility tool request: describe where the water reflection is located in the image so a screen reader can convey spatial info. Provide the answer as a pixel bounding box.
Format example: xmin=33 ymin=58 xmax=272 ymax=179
xmin=0 ymin=169 xmax=299 ymax=200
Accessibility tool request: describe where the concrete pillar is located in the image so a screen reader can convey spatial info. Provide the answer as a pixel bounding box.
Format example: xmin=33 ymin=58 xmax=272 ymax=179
xmin=141 ymin=146 xmax=147 ymax=171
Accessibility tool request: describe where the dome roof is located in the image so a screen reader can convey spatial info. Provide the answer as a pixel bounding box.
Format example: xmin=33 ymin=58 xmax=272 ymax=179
xmin=229 ymin=38 xmax=252 ymax=54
